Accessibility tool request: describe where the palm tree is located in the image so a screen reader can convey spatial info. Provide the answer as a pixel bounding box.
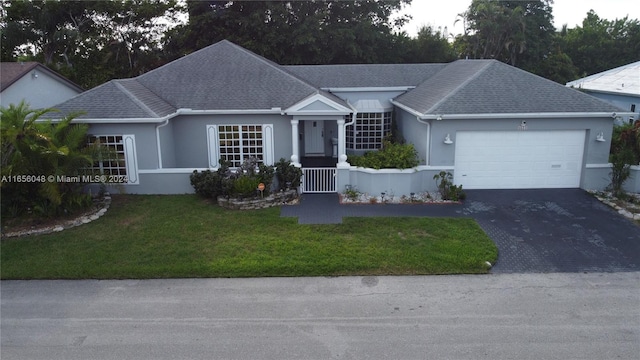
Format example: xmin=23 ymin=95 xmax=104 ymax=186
xmin=1 ymin=101 xmax=105 ymax=217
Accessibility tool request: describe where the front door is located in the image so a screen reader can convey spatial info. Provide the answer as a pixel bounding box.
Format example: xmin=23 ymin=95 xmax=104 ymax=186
xmin=305 ymin=120 xmax=324 ymax=156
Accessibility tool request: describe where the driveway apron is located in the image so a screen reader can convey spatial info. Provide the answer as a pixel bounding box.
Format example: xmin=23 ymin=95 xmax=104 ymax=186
xmin=281 ymin=189 xmax=640 ymax=273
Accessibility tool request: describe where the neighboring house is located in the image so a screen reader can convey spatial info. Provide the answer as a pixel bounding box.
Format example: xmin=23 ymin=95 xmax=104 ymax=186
xmin=1 ymin=62 xmax=84 ymax=109
xmin=566 ymin=61 xmax=640 ymax=124
xmin=49 ymin=40 xmax=633 ymax=195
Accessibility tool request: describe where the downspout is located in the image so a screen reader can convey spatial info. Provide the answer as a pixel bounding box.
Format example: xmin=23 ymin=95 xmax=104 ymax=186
xmin=340 ymin=100 xmax=357 ymax=165
xmin=155 ymin=118 xmax=171 ymax=169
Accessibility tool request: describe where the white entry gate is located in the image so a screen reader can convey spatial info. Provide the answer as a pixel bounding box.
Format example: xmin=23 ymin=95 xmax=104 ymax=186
xmin=302 ymin=168 xmax=337 ymax=193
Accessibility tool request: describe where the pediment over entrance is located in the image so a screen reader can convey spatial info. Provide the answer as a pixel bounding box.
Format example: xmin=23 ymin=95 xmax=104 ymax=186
xmin=285 ymin=93 xmax=352 ymax=116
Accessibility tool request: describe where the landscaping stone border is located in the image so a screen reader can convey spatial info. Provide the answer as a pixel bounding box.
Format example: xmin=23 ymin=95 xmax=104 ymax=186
xmin=1 ymin=193 xmax=112 ymax=238
xmin=589 ymin=190 xmax=640 ymax=221
xmin=217 ymin=189 xmax=299 ymax=210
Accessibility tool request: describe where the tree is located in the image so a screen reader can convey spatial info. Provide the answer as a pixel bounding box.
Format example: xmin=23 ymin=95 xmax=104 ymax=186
xmin=165 ymin=0 xmax=412 ymax=65
xmin=559 ymin=10 xmax=640 ymax=77
xmin=0 ymin=102 xmax=108 ymax=218
xmin=454 ymin=0 xmax=554 ymax=69
xmin=1 ymin=0 xmax=183 ymax=89
xmin=407 ymin=25 xmax=456 ymax=63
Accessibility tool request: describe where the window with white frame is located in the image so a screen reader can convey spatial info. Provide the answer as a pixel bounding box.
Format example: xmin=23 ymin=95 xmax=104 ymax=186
xmin=87 ymin=134 xmax=138 ymax=184
xmin=218 ymin=125 xmax=264 ymax=167
xmin=346 ymin=112 xmax=392 ymax=150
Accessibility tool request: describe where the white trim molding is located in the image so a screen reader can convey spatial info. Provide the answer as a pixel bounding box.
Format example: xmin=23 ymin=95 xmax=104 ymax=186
xmin=284 ymin=93 xmax=352 ymax=115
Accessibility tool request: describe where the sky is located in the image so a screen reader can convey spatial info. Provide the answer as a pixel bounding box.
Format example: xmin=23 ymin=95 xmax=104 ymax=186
xmin=397 ymin=0 xmax=640 ymax=37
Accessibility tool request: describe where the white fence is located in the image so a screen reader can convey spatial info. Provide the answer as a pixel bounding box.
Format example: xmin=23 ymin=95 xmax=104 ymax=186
xmin=302 ymin=168 xmax=337 ymax=193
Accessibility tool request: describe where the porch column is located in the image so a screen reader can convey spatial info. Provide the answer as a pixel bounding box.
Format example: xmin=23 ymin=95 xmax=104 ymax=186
xmin=290 ymin=119 xmax=301 ymax=167
xmin=337 ymin=118 xmax=349 ymax=167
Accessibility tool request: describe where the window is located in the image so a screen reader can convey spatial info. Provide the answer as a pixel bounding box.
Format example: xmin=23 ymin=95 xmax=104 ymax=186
xmin=346 ymin=112 xmax=392 ymax=150
xmin=87 ymin=134 xmax=138 ymax=184
xmin=208 ymin=124 xmax=274 ymax=168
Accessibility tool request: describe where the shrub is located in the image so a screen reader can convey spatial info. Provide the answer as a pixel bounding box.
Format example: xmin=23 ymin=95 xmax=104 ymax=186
xmin=275 ymin=158 xmax=302 ymax=190
xmin=348 ymin=140 xmax=419 ymax=169
xmin=232 ymin=175 xmax=261 ymax=197
xmin=190 ymin=160 xmax=231 ymax=199
xmin=608 ymin=123 xmax=639 ymax=197
xmin=1 ymin=102 xmax=109 ymax=219
xmin=433 ymin=171 xmax=466 ymax=201
xmin=191 ymin=157 xmax=276 ymax=199
xmin=343 ymin=185 xmax=361 ymax=201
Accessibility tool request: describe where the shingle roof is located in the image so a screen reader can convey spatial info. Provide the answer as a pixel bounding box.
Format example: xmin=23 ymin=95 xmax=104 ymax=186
xmin=283 ymin=64 xmax=446 ymax=88
xmin=52 ymin=40 xmax=350 ymax=118
xmin=1 ymin=62 xmax=83 ymax=92
xmin=54 ymin=81 xmax=162 ymax=119
xmin=49 ymin=40 xmax=624 ymax=120
xmin=395 ymin=59 xmax=624 ymax=115
xmin=136 ymin=40 xmax=330 ymax=110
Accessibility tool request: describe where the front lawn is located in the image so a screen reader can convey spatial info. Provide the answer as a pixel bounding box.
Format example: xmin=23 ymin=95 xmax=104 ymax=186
xmin=0 ymin=195 xmax=498 ymax=279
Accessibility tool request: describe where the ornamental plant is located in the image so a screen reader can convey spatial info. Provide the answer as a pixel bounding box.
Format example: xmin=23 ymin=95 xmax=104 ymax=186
xmin=348 ymin=140 xmax=419 ymax=169
xmin=274 ymin=158 xmax=302 ymax=190
xmin=191 ymin=157 xmax=275 ymax=199
xmin=1 ymin=102 xmax=109 ymax=219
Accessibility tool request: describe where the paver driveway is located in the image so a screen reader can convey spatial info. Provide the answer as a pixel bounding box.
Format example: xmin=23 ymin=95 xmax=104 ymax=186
xmin=281 ymin=189 xmax=640 ymax=273
xmin=465 ymin=189 xmax=640 ymax=273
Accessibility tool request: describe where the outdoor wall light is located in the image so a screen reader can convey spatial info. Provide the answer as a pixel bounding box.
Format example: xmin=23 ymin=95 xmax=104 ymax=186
xmin=436 ymin=115 xmax=443 ymax=121
xmin=595 ymin=132 xmax=606 ymax=142
xmin=444 ymin=134 xmax=453 ymax=144
xmin=31 ymin=71 xmax=38 ymax=79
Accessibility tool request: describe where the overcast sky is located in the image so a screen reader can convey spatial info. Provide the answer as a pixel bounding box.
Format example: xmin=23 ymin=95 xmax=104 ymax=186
xmin=398 ymin=0 xmax=640 ymax=37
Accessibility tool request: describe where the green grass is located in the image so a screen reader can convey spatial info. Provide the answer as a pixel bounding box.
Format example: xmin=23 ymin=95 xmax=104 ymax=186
xmin=0 ymin=195 xmax=498 ymax=279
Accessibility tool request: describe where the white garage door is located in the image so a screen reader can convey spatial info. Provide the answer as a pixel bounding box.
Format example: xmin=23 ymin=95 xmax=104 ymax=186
xmin=454 ymin=130 xmax=585 ymax=189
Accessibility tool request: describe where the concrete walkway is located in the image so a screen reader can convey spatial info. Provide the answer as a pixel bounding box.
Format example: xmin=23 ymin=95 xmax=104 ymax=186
xmin=281 ymin=189 xmax=640 ymax=273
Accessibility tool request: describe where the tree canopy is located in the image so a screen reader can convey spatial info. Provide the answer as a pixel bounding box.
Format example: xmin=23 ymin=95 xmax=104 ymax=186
xmin=1 ymin=0 xmax=638 ymax=88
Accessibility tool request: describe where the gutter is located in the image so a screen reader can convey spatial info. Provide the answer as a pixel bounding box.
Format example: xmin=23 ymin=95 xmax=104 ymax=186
xmin=415 ymin=112 xmax=633 ymax=120
xmin=390 ymin=100 xmax=632 ymax=120
xmin=48 ymin=108 xmax=286 ymax=124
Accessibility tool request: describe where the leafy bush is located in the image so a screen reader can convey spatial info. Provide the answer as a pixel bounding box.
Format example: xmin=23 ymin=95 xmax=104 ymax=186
xmin=348 ymin=140 xmax=419 ymax=169
xmin=190 ymin=160 xmax=232 ymax=199
xmin=433 ymin=171 xmax=466 ymax=201
xmin=232 ymin=175 xmax=261 ymax=197
xmin=191 ymin=157 xmax=276 ymax=199
xmin=608 ymin=124 xmax=639 ymax=197
xmin=1 ymin=102 xmax=108 ymax=219
xmin=275 ymin=158 xmax=302 ymax=190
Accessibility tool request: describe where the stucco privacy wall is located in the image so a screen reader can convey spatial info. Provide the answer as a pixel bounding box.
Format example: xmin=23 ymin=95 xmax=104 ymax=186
xmin=170 ymin=114 xmax=293 ymax=168
xmin=336 ymin=167 xmax=449 ymax=196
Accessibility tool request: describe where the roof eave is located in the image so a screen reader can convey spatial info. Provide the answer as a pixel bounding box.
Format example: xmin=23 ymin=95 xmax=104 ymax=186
xmin=416 ymin=112 xmax=632 ymax=120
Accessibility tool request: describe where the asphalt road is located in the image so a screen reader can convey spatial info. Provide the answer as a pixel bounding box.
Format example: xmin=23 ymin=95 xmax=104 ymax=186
xmin=2 ymin=273 xmax=639 ymax=360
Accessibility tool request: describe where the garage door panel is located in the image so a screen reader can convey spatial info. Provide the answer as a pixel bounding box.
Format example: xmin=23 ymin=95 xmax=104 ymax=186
xmin=454 ymin=130 xmax=585 ymax=189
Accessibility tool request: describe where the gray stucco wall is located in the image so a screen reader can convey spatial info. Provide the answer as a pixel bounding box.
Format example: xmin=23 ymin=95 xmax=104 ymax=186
xmin=1 ymin=70 xmax=81 ymax=109
xmin=86 ymin=123 xmax=159 ymax=170
xmin=583 ymin=91 xmax=639 ymax=123
xmin=429 ymin=117 xmax=614 ymax=167
xmin=171 ymin=114 xmax=293 ymax=168
xmin=158 ymin=120 xmax=176 ymax=168
xmin=394 ymin=108 xmax=429 ymax=164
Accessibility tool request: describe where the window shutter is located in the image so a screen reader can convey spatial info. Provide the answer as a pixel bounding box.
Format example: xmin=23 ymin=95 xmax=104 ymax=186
xmin=263 ymin=124 xmax=274 ymax=166
xmin=122 ymin=134 xmax=139 ymax=184
xmin=206 ymin=125 xmax=219 ymax=168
